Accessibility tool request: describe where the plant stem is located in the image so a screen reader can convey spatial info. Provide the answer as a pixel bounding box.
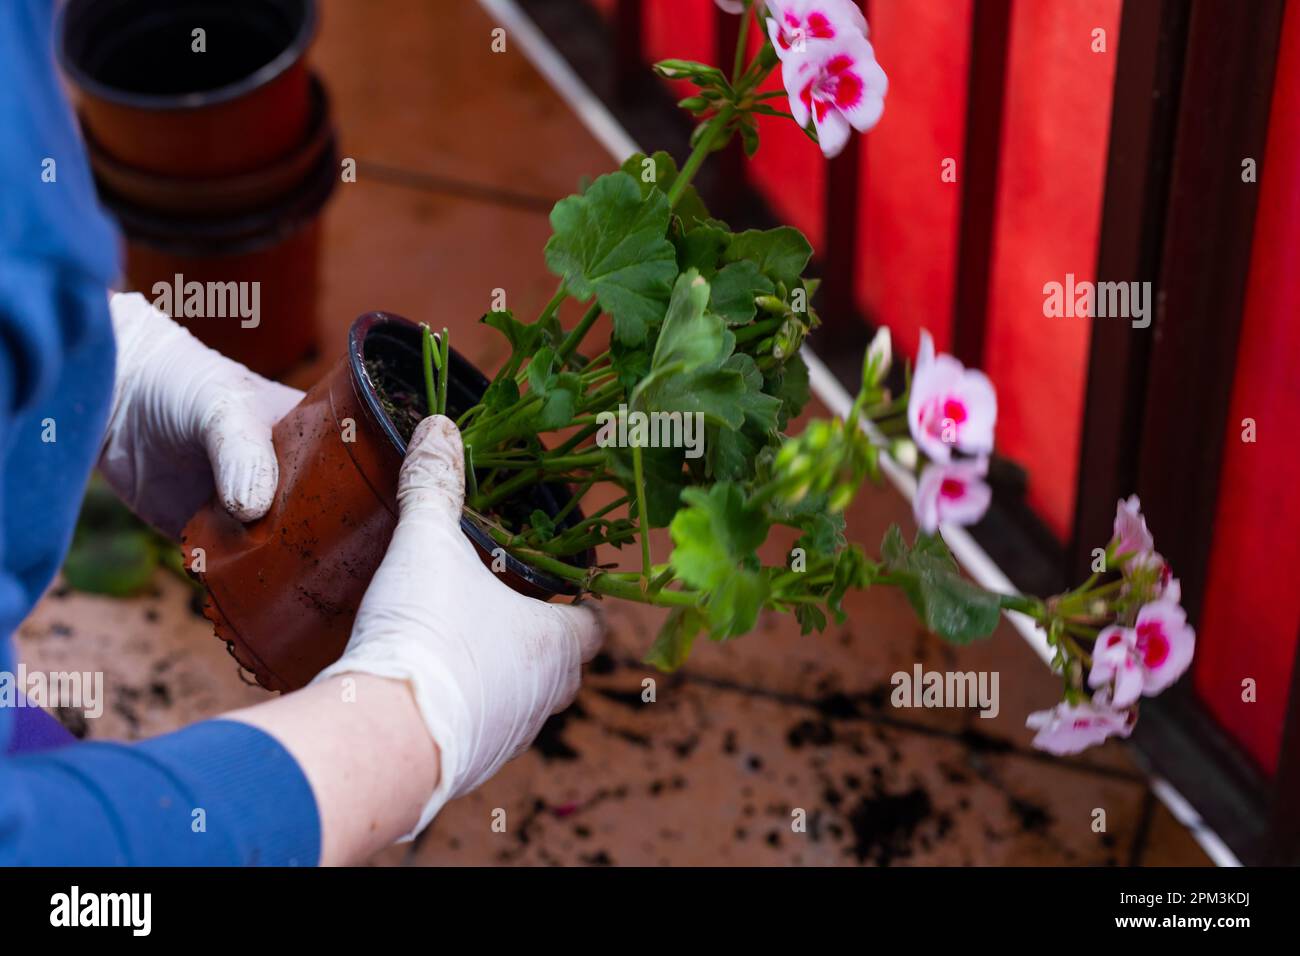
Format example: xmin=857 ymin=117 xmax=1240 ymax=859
xmin=557 ymin=302 xmax=603 ymax=363
xmin=632 ymin=444 xmax=652 ymax=583
xmin=732 ymin=3 xmax=752 ymax=84
xmin=438 ymin=328 xmax=450 ymax=415
xmin=733 ymin=315 xmax=783 ymax=344
xmin=668 ymin=104 xmax=736 ymax=208
xmin=479 ymin=522 xmax=700 ymax=607
xmin=420 ymin=324 xmax=437 ymax=418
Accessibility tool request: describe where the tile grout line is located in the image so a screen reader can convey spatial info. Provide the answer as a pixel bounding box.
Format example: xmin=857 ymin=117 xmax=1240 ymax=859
xmin=476 ymin=0 xmax=1241 ymax=869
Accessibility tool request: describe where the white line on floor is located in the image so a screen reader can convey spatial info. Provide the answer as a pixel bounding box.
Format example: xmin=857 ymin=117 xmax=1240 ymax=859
xmin=476 ymin=0 xmax=1243 ymax=869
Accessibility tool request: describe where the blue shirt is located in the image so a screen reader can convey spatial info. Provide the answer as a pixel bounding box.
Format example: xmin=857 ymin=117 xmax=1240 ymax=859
xmin=0 ymin=1 xmax=320 ymax=865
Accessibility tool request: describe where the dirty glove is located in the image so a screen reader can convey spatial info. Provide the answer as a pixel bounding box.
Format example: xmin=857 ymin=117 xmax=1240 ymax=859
xmin=99 ymin=292 xmax=304 ymax=537
xmin=314 ymin=415 xmax=603 ymax=838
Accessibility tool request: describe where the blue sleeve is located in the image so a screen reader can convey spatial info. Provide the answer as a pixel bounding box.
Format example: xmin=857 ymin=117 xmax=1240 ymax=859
xmin=3 ymin=722 xmax=321 ymax=866
xmin=0 ymin=0 xmax=322 ymax=866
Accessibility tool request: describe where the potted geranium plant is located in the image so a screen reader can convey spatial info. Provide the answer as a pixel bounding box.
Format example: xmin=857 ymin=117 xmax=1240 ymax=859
xmin=184 ymin=0 xmax=1194 ymax=755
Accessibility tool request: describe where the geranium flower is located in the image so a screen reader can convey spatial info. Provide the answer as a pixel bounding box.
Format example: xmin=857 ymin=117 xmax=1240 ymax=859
xmin=1026 ymin=690 xmax=1136 ymax=756
xmin=764 ymin=0 xmax=868 ymax=56
xmin=1089 ymin=599 xmax=1195 ymax=704
xmin=1112 ymin=494 xmax=1155 ymax=563
xmin=714 ymin=0 xmax=748 ymax=14
xmin=913 ymin=457 xmax=992 ymax=534
xmin=780 ymin=33 xmax=887 ymax=158
xmin=907 ymin=331 xmax=997 ymax=463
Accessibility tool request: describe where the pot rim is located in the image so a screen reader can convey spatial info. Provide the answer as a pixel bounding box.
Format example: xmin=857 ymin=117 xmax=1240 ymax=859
xmin=346 ymin=312 xmax=591 ymax=597
xmin=57 ymin=0 xmax=318 ymax=112
xmin=98 ymin=124 xmax=338 ymax=256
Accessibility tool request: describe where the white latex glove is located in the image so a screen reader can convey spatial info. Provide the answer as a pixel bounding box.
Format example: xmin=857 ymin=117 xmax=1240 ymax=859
xmin=99 ymin=292 xmax=304 ymax=536
xmin=314 ymin=415 xmax=603 ymax=838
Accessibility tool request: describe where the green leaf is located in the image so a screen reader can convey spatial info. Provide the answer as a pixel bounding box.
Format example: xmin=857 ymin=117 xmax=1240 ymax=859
xmin=635 ymin=366 xmax=748 ymax=430
xmin=544 ymin=171 xmax=678 ymax=347
xmin=63 ymin=531 xmax=158 ymax=597
xmin=610 ymin=339 xmax=651 ymax=391
xmin=480 ymin=377 xmax=520 ymax=411
xmin=674 ymin=223 xmax=730 ymax=278
xmin=724 ymin=353 xmax=782 ymax=431
xmin=529 ymin=509 xmax=556 ymax=539
xmin=795 ymin=603 xmax=827 ymax=636
xmin=708 ymin=569 xmax=767 ymax=640
xmin=647 ymin=270 xmax=721 ymax=373
xmin=881 ymin=526 xmax=1002 ymax=643
xmin=768 ymin=352 xmax=811 ymax=428
xmin=621 ymin=151 xmax=713 ymax=230
xmin=534 ymin=387 xmax=577 ymax=431
xmin=631 ymin=271 xmax=754 ymax=430
xmin=481 ymin=309 xmax=541 ymax=354
xmin=645 ymin=606 xmax=707 ymax=671
xmin=669 ymin=483 xmax=767 ymax=593
xmin=709 ymin=260 xmax=775 ymax=326
xmin=527 ymin=346 xmax=557 ymax=397
xmin=723 ymin=227 xmax=814 ymax=287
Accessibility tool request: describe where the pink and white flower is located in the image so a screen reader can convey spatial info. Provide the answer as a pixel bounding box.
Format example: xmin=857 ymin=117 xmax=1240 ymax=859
xmin=1089 ymin=599 xmax=1195 ymax=704
xmin=913 ymin=457 xmax=992 ymax=534
xmin=764 ymin=0 xmax=868 ymax=57
xmin=780 ymin=33 xmax=887 ymax=158
xmin=1112 ymin=494 xmax=1155 ymax=563
xmin=907 ymin=331 xmax=998 ymax=464
xmin=1026 ymin=690 xmax=1136 ymax=756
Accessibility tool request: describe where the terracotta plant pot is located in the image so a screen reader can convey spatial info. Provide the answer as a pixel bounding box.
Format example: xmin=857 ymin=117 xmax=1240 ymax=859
xmin=182 ymin=313 xmax=594 ymax=693
xmin=58 ymin=0 xmax=317 ymax=178
xmin=97 ymin=126 xmax=337 ymax=379
xmin=84 ymin=75 xmax=335 ymax=219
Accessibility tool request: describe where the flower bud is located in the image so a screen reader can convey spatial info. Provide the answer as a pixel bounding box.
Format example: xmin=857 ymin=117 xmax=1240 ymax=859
xmin=863 ymin=326 xmax=892 ymax=387
xmin=890 ymin=437 xmax=918 ymax=471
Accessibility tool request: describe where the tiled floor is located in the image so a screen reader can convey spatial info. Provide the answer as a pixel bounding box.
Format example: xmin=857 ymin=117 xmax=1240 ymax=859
xmin=17 ymin=0 xmax=1210 ymax=866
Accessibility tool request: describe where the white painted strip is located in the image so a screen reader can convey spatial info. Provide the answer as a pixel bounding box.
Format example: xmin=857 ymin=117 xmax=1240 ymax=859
xmin=475 ymin=0 xmax=1242 ymax=869
xmin=476 ymin=0 xmax=642 ymax=163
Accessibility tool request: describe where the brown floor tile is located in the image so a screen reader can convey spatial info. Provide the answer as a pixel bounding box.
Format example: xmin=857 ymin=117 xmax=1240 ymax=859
xmin=311 ymin=0 xmax=609 ymax=205
xmin=1139 ymin=801 xmax=1214 ymax=866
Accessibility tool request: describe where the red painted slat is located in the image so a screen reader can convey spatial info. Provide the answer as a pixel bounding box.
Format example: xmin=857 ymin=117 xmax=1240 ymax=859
xmin=857 ymin=0 xmax=972 ymax=359
xmin=1193 ymin=0 xmax=1300 ymax=776
xmin=982 ymin=0 xmax=1121 ymax=538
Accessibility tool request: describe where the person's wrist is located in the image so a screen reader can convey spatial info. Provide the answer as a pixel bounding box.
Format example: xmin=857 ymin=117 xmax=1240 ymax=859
xmin=328 ymin=672 xmax=441 ymax=791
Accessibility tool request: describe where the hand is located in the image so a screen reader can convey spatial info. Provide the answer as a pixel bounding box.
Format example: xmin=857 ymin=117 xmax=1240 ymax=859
xmin=99 ymin=292 xmax=304 ymax=536
xmin=314 ymin=415 xmax=603 ymax=837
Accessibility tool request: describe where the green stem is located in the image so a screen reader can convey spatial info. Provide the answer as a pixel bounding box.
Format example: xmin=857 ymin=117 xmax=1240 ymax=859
xmin=732 ymin=4 xmax=752 ymax=84
xmin=479 ymin=523 xmax=699 ymax=607
xmin=420 ymin=324 xmax=437 ymax=418
xmin=668 ymin=104 xmax=737 ymax=207
xmin=557 ymin=303 xmax=603 ymax=364
xmin=632 ymin=443 xmax=652 ymax=583
xmin=438 ymin=328 xmax=450 ymax=415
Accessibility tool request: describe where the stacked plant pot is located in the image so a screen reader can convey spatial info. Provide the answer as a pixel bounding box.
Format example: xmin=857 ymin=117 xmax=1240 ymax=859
xmin=58 ymin=0 xmax=336 ymax=379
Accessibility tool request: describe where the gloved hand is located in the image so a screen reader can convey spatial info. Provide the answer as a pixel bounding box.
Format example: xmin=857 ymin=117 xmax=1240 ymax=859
xmin=99 ymin=292 xmax=304 ymax=536
xmin=314 ymin=415 xmax=603 ymax=838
